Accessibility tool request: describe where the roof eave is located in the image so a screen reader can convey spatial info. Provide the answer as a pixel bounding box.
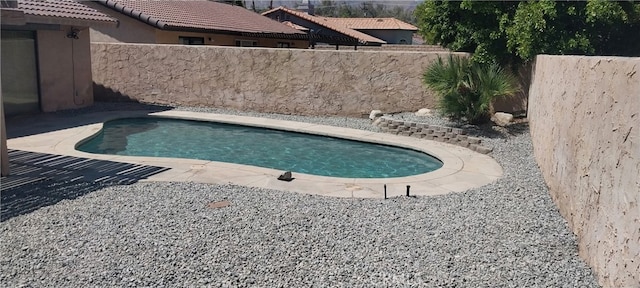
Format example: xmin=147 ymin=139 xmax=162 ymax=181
xmin=353 ymin=27 xmax=418 ymax=31
xmin=260 ymin=6 xmax=282 ymax=16
xmin=365 ymin=40 xmax=387 ymax=45
xmin=23 ymin=14 xmax=117 ymax=28
xmin=240 ymin=31 xmax=309 ymax=40
xmin=96 ymin=0 xmax=168 ymax=29
xmin=1 ymin=8 xmax=26 ymax=26
xmin=164 ymin=25 xmax=309 ymax=40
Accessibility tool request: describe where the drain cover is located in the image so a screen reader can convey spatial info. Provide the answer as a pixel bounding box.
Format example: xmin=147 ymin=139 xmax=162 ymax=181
xmin=207 ymin=200 xmax=231 ymax=209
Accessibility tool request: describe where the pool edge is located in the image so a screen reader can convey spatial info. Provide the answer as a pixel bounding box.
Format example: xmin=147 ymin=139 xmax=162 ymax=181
xmin=8 ymin=110 xmax=504 ymax=199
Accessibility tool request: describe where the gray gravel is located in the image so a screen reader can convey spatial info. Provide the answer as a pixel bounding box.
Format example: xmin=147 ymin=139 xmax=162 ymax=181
xmin=0 ymin=103 xmax=600 ymax=287
xmin=383 ymin=111 xmax=457 ymax=128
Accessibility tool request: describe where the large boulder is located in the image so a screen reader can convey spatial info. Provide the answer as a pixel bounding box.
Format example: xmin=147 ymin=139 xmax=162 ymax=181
xmin=492 ymin=112 xmax=514 ymax=126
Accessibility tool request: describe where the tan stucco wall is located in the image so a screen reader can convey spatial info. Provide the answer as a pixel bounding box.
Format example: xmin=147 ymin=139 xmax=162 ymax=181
xmin=528 ymin=55 xmax=639 ymax=288
xmin=91 ymin=43 xmax=460 ymax=116
xmin=37 ymin=26 xmax=93 ymax=112
xmin=85 ymin=2 xmax=157 ymax=43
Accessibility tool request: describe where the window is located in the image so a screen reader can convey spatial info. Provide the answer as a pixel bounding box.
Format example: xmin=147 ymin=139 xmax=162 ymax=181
xmin=235 ymin=40 xmax=257 ymax=47
xmin=277 ymin=42 xmax=291 ymax=48
xmin=179 ymin=36 xmax=204 ymax=45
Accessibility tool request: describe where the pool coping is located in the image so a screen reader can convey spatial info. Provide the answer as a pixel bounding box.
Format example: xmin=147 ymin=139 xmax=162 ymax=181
xmin=7 ymin=110 xmax=503 ymax=198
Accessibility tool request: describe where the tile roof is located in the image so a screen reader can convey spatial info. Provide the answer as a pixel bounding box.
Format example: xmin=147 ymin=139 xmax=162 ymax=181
xmin=17 ymin=0 xmax=116 ymax=24
xmin=98 ymin=0 xmax=305 ymax=35
xmin=325 ymin=18 xmax=418 ymax=31
xmin=262 ymin=6 xmax=385 ymax=45
xmin=282 ymin=21 xmax=308 ymax=31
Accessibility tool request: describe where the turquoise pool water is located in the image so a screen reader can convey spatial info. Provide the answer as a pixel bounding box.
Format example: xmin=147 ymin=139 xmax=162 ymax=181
xmin=77 ymin=117 xmax=443 ymax=178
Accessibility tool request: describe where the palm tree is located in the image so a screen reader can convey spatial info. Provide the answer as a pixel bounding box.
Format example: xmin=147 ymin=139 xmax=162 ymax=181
xmin=423 ymin=55 xmax=518 ymax=124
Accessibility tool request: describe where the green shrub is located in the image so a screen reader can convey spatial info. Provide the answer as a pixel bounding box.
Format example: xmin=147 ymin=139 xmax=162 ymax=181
xmin=423 ymin=55 xmax=518 ymax=124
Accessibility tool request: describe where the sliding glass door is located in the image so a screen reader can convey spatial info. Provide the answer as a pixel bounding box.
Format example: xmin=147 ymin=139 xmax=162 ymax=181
xmin=1 ymin=30 xmax=39 ymax=115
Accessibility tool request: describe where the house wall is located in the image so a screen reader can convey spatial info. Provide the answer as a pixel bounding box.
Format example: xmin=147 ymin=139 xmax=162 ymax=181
xmin=528 ymin=55 xmax=639 ymax=288
xmin=155 ymin=30 xmax=308 ymax=48
xmin=37 ymin=25 xmax=93 ymax=112
xmin=85 ymin=2 xmax=157 ymax=43
xmin=92 ymin=43 xmax=463 ymax=116
xmin=356 ymin=29 xmax=413 ymax=44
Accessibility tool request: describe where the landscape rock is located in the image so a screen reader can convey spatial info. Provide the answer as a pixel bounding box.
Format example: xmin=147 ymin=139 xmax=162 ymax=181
xmin=414 ymin=108 xmax=433 ymax=117
xmin=492 ymin=112 xmax=514 ymax=126
xmin=277 ymin=171 xmax=294 ymax=181
xmin=207 ymin=200 xmax=231 ymax=209
xmin=369 ymin=110 xmax=383 ymax=120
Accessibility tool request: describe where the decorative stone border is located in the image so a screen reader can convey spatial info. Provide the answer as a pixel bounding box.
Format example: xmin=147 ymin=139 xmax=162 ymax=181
xmin=373 ymin=116 xmax=493 ymax=154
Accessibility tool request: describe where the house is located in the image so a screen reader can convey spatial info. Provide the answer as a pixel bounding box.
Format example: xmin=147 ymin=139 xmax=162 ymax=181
xmin=1 ymin=0 xmax=117 ymax=176
xmin=262 ymin=6 xmax=418 ymax=47
xmin=262 ymin=6 xmax=386 ymax=47
xmin=324 ymin=18 xmax=418 ymax=45
xmin=85 ymin=0 xmax=309 ymax=48
xmin=1 ymin=0 xmax=117 ymax=116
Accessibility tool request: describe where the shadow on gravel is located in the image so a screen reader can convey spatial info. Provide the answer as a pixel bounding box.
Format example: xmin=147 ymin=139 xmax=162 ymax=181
xmin=0 ymin=150 xmax=170 ymax=222
xmin=455 ymin=121 xmax=530 ymax=139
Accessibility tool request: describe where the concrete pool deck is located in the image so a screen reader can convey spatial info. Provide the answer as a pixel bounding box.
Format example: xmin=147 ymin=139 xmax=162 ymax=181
xmin=6 ymin=110 xmax=503 ymax=198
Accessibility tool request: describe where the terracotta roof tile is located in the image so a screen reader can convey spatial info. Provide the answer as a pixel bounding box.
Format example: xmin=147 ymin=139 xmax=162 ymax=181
xmin=282 ymin=21 xmax=308 ymax=31
xmin=326 ymin=18 xmax=418 ymax=31
xmin=101 ymin=0 xmax=305 ymax=35
xmin=262 ymin=6 xmax=385 ymax=44
xmin=17 ymin=0 xmax=116 ymax=23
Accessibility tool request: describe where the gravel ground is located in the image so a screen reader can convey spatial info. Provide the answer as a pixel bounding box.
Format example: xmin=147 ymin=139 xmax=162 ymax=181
xmin=0 ymin=103 xmax=600 ymax=287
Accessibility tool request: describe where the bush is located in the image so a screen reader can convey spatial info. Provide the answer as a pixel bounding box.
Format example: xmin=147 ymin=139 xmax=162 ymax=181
xmin=423 ymin=55 xmax=518 ymax=124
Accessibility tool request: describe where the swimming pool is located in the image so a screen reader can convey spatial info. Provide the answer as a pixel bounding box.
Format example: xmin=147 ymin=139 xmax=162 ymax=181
xmin=76 ymin=117 xmax=443 ymax=178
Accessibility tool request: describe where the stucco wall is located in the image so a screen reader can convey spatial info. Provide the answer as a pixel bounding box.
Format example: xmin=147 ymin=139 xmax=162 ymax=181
xmin=528 ymin=55 xmax=639 ymax=288
xmin=37 ymin=26 xmax=93 ymax=112
xmin=91 ymin=43 xmax=460 ymax=116
xmin=85 ymin=2 xmax=157 ymax=44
